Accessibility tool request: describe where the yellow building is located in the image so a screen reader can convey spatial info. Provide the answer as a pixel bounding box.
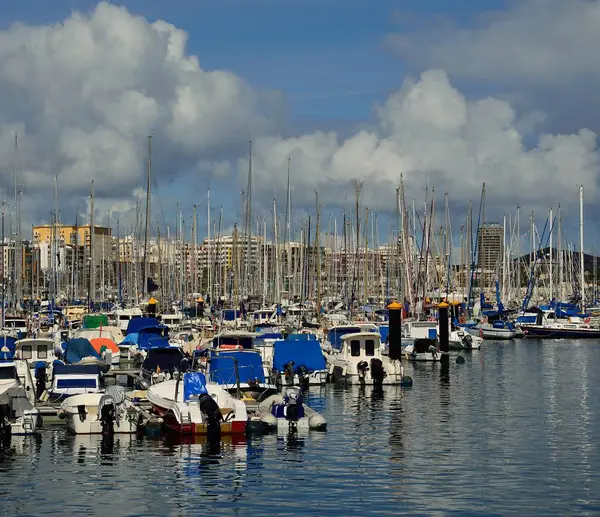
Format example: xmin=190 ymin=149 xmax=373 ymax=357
xmin=33 ymin=224 xmax=111 ymax=247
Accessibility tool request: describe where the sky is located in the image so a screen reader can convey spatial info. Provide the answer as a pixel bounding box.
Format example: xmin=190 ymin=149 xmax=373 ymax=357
xmin=0 ymin=0 xmax=598 ymax=250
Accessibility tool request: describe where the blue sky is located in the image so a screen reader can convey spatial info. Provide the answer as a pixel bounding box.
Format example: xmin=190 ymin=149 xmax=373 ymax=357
xmin=3 ymin=0 xmax=599 ymax=250
xmin=0 ymin=0 xmax=508 ymax=133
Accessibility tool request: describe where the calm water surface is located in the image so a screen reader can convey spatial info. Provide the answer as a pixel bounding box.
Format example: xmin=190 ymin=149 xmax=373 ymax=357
xmin=1 ymin=340 xmax=600 ymax=516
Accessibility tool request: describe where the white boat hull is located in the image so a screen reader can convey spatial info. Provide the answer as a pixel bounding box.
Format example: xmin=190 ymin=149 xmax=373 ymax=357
xmin=332 ymin=370 xmax=405 ymax=385
xmin=60 ymin=393 xmax=139 ymax=434
xmin=11 ymin=408 xmax=41 ymax=435
xmin=480 ymin=328 xmax=516 ymax=340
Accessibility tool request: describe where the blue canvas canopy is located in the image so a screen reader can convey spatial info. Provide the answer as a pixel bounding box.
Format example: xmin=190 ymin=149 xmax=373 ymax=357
xmin=137 ymin=328 xmax=170 ymax=350
xmin=209 ymin=350 xmax=265 ymax=385
xmin=126 ymin=317 xmax=163 ymax=336
xmin=64 ymin=338 xmax=101 ymax=364
xmin=183 ymin=372 xmax=208 ymax=401
xmin=142 ymin=347 xmax=184 ymax=372
xmin=0 ymin=336 xmax=17 ymax=362
xmin=272 ymin=338 xmax=326 ymax=373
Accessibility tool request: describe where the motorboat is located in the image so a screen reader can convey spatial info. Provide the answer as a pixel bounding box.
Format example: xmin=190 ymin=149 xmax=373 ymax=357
xmin=480 ymin=320 xmax=517 ymax=340
xmin=141 ymin=347 xmax=185 ymax=384
xmin=0 ymin=386 xmax=41 ymax=436
xmin=0 ymin=362 xmax=20 ymax=396
xmin=256 ymin=387 xmax=326 ymax=433
xmin=147 ymin=372 xmax=248 ymax=436
xmin=449 ymin=328 xmax=483 ymax=350
xmin=46 ymin=364 xmax=104 ymax=402
xmin=404 ymin=338 xmax=443 ymax=362
xmin=329 ymin=332 xmax=405 ymax=385
xmin=115 ymin=307 xmax=143 ymax=333
xmin=58 ymin=386 xmax=142 ymax=435
xmin=271 ymin=335 xmax=328 ymax=388
xmin=204 ymin=349 xmax=279 ymax=402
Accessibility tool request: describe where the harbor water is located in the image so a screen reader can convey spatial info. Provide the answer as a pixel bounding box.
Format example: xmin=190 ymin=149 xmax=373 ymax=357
xmin=2 ymin=340 xmax=600 ymax=516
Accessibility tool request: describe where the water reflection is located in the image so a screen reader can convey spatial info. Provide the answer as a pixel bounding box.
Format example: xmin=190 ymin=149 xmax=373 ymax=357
xmin=0 ymin=342 xmax=599 ymax=516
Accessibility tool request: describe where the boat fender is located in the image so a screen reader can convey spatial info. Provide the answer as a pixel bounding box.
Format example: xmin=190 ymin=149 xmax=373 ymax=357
xmin=400 ymin=375 xmax=413 ymax=388
xmin=456 ymin=355 xmax=466 ymax=364
xmin=77 ymin=405 xmax=87 ymax=423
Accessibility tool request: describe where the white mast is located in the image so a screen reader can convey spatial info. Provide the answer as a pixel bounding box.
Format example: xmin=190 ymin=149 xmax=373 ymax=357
xmin=579 ymin=185 xmax=585 ymax=309
xmin=207 ymin=189 xmax=212 ymax=303
xmin=502 ymin=214 xmax=507 ymax=301
xmin=549 ymin=206 xmax=553 ymax=301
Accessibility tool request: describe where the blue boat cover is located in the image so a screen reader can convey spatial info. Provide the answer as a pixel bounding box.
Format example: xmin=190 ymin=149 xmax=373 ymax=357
xmin=53 ymin=363 xmax=101 ymax=376
xmin=272 ymin=339 xmax=326 ymax=372
xmin=64 ymin=338 xmax=101 ymax=364
xmin=327 ymin=327 xmax=361 ymax=350
xmin=142 ymin=348 xmax=183 ymax=372
xmin=183 ymin=372 xmax=208 ymax=401
xmin=137 ymin=330 xmax=170 ymax=350
xmin=120 ymin=333 xmax=139 ymax=345
xmin=379 ymin=325 xmax=389 ymax=344
xmin=209 ymin=350 xmax=266 ymax=384
xmin=0 ymin=336 xmax=17 ymax=362
xmin=126 ymin=317 xmax=161 ymax=335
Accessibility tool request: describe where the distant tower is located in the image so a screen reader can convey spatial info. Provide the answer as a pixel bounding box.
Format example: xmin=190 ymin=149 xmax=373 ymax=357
xmin=477 ymin=222 xmax=504 ymax=287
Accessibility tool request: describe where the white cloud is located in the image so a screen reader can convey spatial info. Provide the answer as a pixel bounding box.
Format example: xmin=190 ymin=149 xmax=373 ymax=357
xmin=245 ymin=69 xmax=599 ymax=217
xmin=385 ymin=0 xmax=600 ymax=135
xmin=0 ymin=1 xmax=598 ymax=233
xmin=0 ymin=2 xmax=282 ymax=225
xmin=386 ymin=0 xmax=600 ymax=86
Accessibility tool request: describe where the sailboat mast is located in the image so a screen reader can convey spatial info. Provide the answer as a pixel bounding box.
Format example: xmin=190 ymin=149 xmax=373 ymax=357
xmin=245 ymin=140 xmax=252 ymax=298
xmin=89 ymin=181 xmax=95 ymax=304
xmin=549 ymin=207 xmax=553 ymax=301
xmin=580 ymin=185 xmax=585 ymax=309
xmin=207 ymin=189 xmax=212 ymax=303
xmin=143 ymin=135 xmax=152 ymax=301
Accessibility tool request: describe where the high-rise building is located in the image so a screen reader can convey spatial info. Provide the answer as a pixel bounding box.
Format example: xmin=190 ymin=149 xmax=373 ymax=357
xmin=477 ymin=223 xmax=503 ymax=281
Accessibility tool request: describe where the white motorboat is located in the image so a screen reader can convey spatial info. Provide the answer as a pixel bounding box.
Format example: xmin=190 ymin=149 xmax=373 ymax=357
xmin=329 ymin=332 xmax=406 ymax=385
xmin=449 ymin=328 xmax=483 ymax=350
xmin=46 ymin=364 xmax=104 ymax=402
xmin=115 ymin=308 xmax=144 ymax=333
xmin=256 ymin=387 xmax=327 ymax=433
xmin=0 ymin=362 xmax=20 ymax=396
xmin=480 ymin=321 xmax=517 ymax=340
xmin=404 ymin=338 xmax=443 ymax=362
xmin=58 ymin=386 xmax=142 ymax=435
xmin=147 ymin=372 xmax=249 ymax=436
xmin=0 ymin=386 xmax=41 ymax=436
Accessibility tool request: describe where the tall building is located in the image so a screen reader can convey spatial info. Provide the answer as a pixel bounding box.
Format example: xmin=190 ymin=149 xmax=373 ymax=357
xmin=477 ymin=222 xmax=504 ymax=282
xmin=33 ymin=224 xmax=112 ymax=272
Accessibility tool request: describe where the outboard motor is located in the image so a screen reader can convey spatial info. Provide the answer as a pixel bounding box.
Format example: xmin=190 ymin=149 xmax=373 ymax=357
xmin=369 ymin=358 xmax=387 ymax=387
xmin=0 ymin=403 xmax=11 ymax=447
xmin=99 ymin=397 xmax=116 ymax=437
xmin=198 ymin=393 xmax=223 ymax=441
xmin=297 ymin=365 xmax=310 ymax=392
xmin=462 ymin=334 xmax=473 ymax=349
xmin=356 ymin=361 xmax=369 ymax=385
xmin=284 ymin=389 xmax=304 ymax=427
xmin=34 ymin=362 xmax=47 ymax=401
xmin=283 ymin=361 xmax=295 ymax=385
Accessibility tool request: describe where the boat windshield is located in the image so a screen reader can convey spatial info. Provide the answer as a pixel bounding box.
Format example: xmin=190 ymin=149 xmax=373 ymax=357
xmin=0 ymin=365 xmax=18 ymax=380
